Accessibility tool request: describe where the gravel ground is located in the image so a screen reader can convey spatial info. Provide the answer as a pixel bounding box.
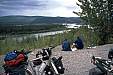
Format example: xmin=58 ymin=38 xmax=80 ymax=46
xmin=0 ymin=44 xmax=113 ymax=75
xmin=51 ymin=44 xmax=113 ymax=75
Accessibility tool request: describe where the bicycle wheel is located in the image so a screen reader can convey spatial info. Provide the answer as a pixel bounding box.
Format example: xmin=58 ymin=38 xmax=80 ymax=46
xmin=89 ymin=67 xmax=105 ymax=75
xmin=5 ymin=70 xmax=32 ymax=75
xmin=25 ymin=69 xmax=32 ymax=75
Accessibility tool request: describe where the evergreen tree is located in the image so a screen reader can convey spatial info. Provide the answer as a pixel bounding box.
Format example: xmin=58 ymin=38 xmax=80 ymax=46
xmin=74 ymin=0 xmax=113 ymax=45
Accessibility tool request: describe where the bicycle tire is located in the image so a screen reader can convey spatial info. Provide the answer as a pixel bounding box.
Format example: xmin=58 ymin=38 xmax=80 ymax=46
xmin=5 ymin=70 xmax=32 ymax=75
xmin=25 ymin=69 xmax=32 ymax=75
xmin=89 ymin=67 xmax=105 ymax=75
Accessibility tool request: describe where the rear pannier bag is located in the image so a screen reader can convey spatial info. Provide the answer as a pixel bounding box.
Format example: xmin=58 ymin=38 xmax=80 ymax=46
xmin=4 ymin=51 xmax=25 ymax=66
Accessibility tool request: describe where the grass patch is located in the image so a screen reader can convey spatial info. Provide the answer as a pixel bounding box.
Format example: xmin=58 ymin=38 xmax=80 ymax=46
xmin=0 ymin=26 xmax=100 ymax=55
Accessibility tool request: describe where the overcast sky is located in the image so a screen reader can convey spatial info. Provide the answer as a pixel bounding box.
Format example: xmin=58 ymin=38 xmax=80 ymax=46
xmin=0 ymin=0 xmax=81 ymax=17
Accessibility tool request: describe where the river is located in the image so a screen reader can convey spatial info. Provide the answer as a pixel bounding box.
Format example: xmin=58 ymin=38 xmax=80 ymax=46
xmin=0 ymin=23 xmax=82 ymax=41
xmin=0 ymin=30 xmax=71 ymax=42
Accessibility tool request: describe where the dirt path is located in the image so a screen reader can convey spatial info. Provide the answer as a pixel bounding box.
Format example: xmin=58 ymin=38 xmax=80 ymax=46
xmin=0 ymin=44 xmax=113 ymax=75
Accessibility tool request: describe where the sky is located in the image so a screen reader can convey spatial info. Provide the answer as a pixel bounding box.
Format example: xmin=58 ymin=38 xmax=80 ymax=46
xmin=0 ymin=0 xmax=81 ymax=17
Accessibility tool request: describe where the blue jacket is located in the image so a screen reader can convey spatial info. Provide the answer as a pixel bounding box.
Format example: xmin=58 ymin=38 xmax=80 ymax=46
xmin=74 ymin=38 xmax=84 ymax=49
xmin=62 ymin=40 xmax=71 ymax=51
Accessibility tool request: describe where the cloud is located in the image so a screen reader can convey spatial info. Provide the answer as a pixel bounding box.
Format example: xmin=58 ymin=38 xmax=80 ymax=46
xmin=0 ymin=0 xmax=47 ymax=10
xmin=0 ymin=0 xmax=80 ymax=17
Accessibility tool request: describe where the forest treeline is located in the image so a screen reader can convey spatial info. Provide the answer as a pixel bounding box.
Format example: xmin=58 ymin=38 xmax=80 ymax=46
xmin=0 ymin=24 xmax=66 ymax=35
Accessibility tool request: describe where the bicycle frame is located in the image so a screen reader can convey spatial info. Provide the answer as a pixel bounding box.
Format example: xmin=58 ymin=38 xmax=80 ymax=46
xmin=27 ymin=47 xmax=64 ymax=75
xmin=27 ymin=48 xmax=53 ymax=75
xmin=27 ymin=56 xmax=59 ymax=75
xmin=50 ymin=59 xmax=59 ymax=75
xmin=91 ymin=56 xmax=113 ymax=74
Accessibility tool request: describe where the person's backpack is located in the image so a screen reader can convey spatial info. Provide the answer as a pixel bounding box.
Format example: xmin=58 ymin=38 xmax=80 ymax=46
xmin=4 ymin=51 xmax=25 ymax=66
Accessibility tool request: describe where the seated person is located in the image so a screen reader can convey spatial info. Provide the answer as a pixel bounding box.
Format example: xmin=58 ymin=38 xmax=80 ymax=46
xmin=74 ymin=37 xmax=84 ymax=49
xmin=62 ymin=39 xmax=71 ymax=51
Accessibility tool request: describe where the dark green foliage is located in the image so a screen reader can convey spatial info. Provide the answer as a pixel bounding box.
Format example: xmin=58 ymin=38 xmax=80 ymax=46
xmin=0 ymin=24 xmax=66 ymax=34
xmin=75 ymin=0 xmax=113 ymax=45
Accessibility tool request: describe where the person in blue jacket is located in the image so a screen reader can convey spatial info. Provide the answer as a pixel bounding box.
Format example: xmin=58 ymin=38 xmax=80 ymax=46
xmin=74 ymin=37 xmax=84 ymax=49
xmin=62 ymin=39 xmax=71 ymax=51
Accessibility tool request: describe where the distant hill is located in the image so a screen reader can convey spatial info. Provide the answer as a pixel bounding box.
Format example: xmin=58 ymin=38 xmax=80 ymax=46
xmin=0 ymin=16 xmax=82 ymax=25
